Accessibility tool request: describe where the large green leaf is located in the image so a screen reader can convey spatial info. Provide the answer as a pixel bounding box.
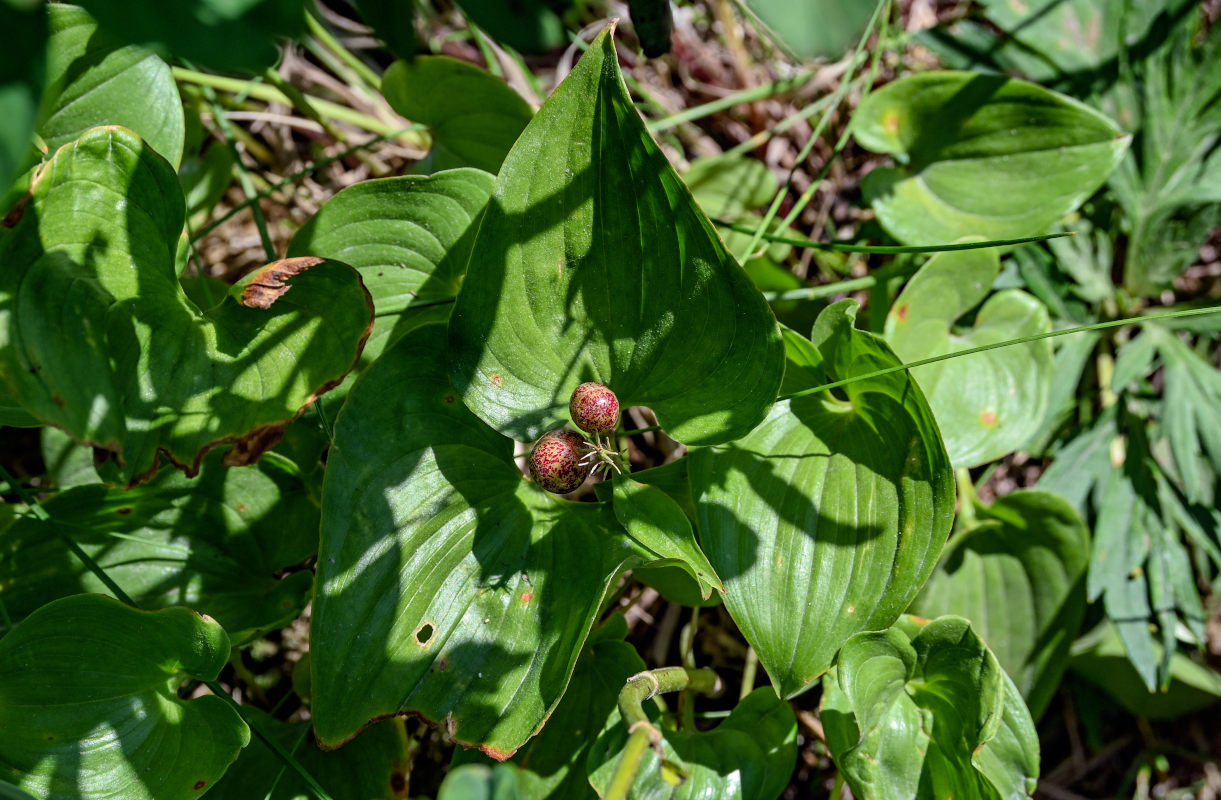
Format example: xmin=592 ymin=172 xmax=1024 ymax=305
xmin=691 ymin=300 xmax=955 ymax=697
xmin=0 ymin=126 xmax=372 ymax=485
xmin=0 ymin=0 xmax=45 ymax=196
xmin=909 ymin=490 xmax=1090 ymax=719
xmin=353 ymin=0 xmax=415 ymax=60
xmin=74 ymin=0 xmax=306 ymax=72
xmin=209 ymin=712 xmax=411 ymax=800
xmin=438 ymin=764 xmax=521 ymax=800
xmin=311 ymin=324 xmax=640 ymax=756
xmin=883 ymin=246 xmax=1053 ymax=467
xmin=447 ymin=26 xmax=784 ymax=447
xmin=453 ymin=614 xmax=645 ymax=799
xmin=41 ymin=4 xmax=184 ymax=168
xmin=382 ymin=58 xmax=532 ymax=175
xmin=587 ymin=687 xmax=797 ymax=800
xmin=0 ymin=450 xmax=317 ymax=643
xmin=821 ymin=615 xmax=1039 ymax=800
xmin=855 ymin=71 xmax=1129 ymax=245
xmin=0 ymin=594 xmax=250 ymax=800
xmin=451 ymin=0 xmax=570 ymax=54
xmin=741 ymin=0 xmax=876 ymax=60
xmin=287 ymin=168 xmax=495 ymax=380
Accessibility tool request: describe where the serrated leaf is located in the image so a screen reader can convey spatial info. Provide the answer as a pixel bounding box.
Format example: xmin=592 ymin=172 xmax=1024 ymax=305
xmin=821 ymin=615 xmax=1039 ymax=800
xmin=447 ymin=26 xmax=784 ymax=447
xmin=1150 ymin=325 xmax=1221 ymax=503
xmin=0 ymin=450 xmax=317 ymax=643
xmin=691 ymin=300 xmax=954 ymax=696
xmin=208 ymin=712 xmax=411 ymax=800
xmin=884 ymin=245 xmax=1053 ymax=467
xmin=41 ymin=4 xmax=184 ymax=168
xmin=855 ymin=71 xmax=1129 ymax=245
xmin=453 ymin=615 xmax=645 ymax=800
xmin=287 ymin=168 xmax=495 ymax=389
xmin=612 ymin=475 xmax=723 ymax=600
xmin=910 ymin=490 xmax=1090 ymax=719
xmin=0 ymin=594 xmax=250 ymax=800
xmin=74 ymin=0 xmax=306 ymax=72
xmin=0 ymin=126 xmax=372 ymax=485
xmin=382 ymin=58 xmax=532 ymax=174
xmin=587 ymin=688 xmax=797 ymax=800
xmin=311 ymin=324 xmax=640 ymax=756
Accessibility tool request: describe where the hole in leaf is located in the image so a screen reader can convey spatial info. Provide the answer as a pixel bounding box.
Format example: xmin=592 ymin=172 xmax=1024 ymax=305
xmin=414 ymin=623 xmax=435 ymax=645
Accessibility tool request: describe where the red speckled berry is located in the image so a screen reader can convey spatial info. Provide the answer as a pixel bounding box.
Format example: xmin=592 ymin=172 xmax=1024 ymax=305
xmin=529 ymin=429 xmax=592 ymax=494
xmin=569 ymin=382 xmax=619 ymax=435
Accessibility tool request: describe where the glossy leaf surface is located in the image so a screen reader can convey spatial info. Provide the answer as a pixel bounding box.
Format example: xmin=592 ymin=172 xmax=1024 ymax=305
xmin=0 ymin=127 xmax=372 ymax=484
xmin=884 ymin=246 xmax=1053 ymax=467
xmin=288 ymin=169 xmax=494 ymax=378
xmin=821 ymin=615 xmax=1039 ymax=800
xmin=910 ymin=491 xmax=1090 ymax=719
xmin=74 ymin=0 xmax=306 ymax=72
xmin=855 ymin=71 xmax=1129 ymax=245
xmin=588 ymin=688 xmax=797 ymax=800
xmin=448 ymin=26 xmax=784 ymax=447
xmin=382 ymin=58 xmax=532 ymax=174
xmin=0 ymin=451 xmax=317 ymax=642
xmin=0 ymin=594 xmax=250 ymax=800
xmin=311 ymin=324 xmax=638 ymax=756
xmin=42 ymin=4 xmax=184 ymax=168
xmin=453 ymin=615 xmax=645 ymax=799
xmin=742 ymin=0 xmax=875 ymax=60
xmin=691 ymin=301 xmax=954 ymax=696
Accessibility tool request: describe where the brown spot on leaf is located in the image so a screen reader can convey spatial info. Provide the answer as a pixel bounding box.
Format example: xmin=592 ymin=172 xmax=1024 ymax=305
xmin=237 ymin=504 xmax=247 ymax=513
xmin=479 ymin=742 xmax=517 ymax=762
xmin=444 ymin=395 xmax=455 ymax=404
xmin=223 ymin=424 xmax=287 ymax=467
xmin=115 ymin=507 xmax=132 ymax=515
xmin=2 ymin=192 xmax=31 ymax=228
xmin=490 ymin=373 xmax=504 ymax=387
xmin=239 ymin=256 xmax=326 ymax=309
xmin=51 ymin=392 xmax=65 ymax=408
xmin=980 ymin=410 xmax=998 ymax=426
xmin=882 ymin=108 xmax=901 ymax=134
xmin=390 ymin=771 xmax=407 ymax=795
xmin=521 ymin=591 xmax=533 ymax=604
xmin=435 ymin=657 xmax=449 ymax=671
xmin=894 ymin=303 xmax=908 ymax=323
xmin=193 ymin=781 xmax=206 ymax=791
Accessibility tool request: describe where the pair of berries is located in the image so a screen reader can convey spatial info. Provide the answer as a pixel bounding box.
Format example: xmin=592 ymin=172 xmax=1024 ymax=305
xmin=529 ymin=382 xmax=622 ymax=494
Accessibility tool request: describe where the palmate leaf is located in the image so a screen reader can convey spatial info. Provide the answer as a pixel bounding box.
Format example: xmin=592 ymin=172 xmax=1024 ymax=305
xmin=0 ymin=126 xmax=372 ymax=485
xmin=447 ymin=25 xmax=784 ymax=447
xmin=910 ymin=491 xmax=1090 ymax=719
xmin=854 ymin=71 xmax=1130 ymax=245
xmin=0 ymin=594 xmax=250 ymax=800
xmin=691 ymin=301 xmax=954 ymax=697
xmin=821 ymin=615 xmax=1039 ymax=800
xmin=0 ymin=450 xmax=317 ymax=643
xmin=884 ymin=245 xmax=1053 ymax=467
xmin=311 ymin=324 xmax=643 ymax=757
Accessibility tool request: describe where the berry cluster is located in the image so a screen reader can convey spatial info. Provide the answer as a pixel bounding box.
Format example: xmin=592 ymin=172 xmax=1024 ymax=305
xmin=528 ymin=382 xmax=626 ymax=494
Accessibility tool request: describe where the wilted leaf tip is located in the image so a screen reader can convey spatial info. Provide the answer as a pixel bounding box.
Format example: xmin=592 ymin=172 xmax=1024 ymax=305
xmin=239 ymin=256 xmax=327 ymax=309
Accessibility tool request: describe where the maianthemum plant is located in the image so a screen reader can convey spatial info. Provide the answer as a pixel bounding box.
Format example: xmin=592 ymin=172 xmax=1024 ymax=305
xmin=0 ymin=1 xmax=1218 ymax=799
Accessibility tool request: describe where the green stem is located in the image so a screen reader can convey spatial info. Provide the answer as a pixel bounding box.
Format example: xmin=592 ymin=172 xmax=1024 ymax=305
xmin=762 ymin=262 xmax=919 ymax=302
xmin=305 ymin=7 xmax=383 ymax=89
xmin=621 ymin=424 xmax=662 ymax=437
xmin=716 ymin=220 xmax=1075 ymax=255
xmin=606 ymin=667 xmax=722 ymax=800
xmin=776 ymin=306 xmax=1221 ymax=403
xmin=172 ymin=67 xmax=424 ymax=143
xmin=740 ymin=647 xmax=759 ymax=702
xmin=955 ymin=468 xmax=978 ymax=528
xmin=646 ymin=70 xmax=817 ymax=132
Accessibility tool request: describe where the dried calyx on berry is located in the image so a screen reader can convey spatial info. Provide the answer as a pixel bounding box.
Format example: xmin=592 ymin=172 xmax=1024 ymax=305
xmin=529 ymin=429 xmax=592 ymax=494
xmin=569 ymin=382 xmax=619 ymax=435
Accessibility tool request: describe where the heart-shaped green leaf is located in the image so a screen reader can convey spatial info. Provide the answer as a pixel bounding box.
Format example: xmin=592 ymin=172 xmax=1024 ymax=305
xmin=884 ymin=246 xmax=1053 ymax=467
xmin=909 ymin=490 xmax=1090 ymax=719
xmin=382 ymin=58 xmax=532 ymax=174
xmin=612 ymin=475 xmax=723 ymax=600
xmin=855 ymin=71 xmax=1129 ymax=245
xmin=0 ymin=594 xmax=250 ymax=800
xmin=0 ymin=450 xmax=317 ymax=643
xmin=287 ymin=168 xmax=495 ymax=382
xmin=447 ymin=26 xmax=784 ymax=447
xmin=42 ymin=4 xmax=184 ymax=168
xmin=587 ymin=688 xmax=797 ymax=800
xmin=821 ymin=615 xmax=1039 ymax=800
xmin=208 ymin=711 xmax=410 ymax=800
xmin=311 ymin=324 xmax=640 ymax=756
xmin=691 ymin=300 xmax=954 ymax=696
xmin=453 ymin=614 xmax=645 ymax=799
xmin=0 ymin=1 xmax=45 ymax=196
xmin=0 ymin=126 xmax=373 ymax=485
xmin=73 ymin=0 xmax=305 ymax=72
